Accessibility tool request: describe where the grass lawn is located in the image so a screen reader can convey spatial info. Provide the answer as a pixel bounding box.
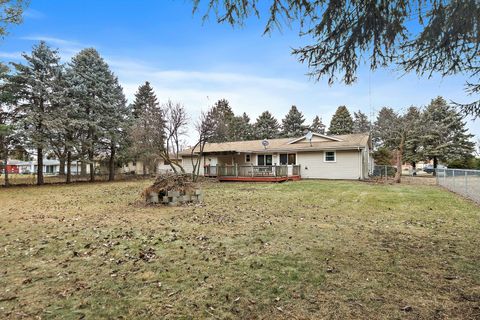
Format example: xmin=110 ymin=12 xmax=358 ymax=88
xmin=0 ymin=180 xmax=479 ymax=319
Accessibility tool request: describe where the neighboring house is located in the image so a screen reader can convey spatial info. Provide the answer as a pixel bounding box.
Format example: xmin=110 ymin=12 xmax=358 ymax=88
xmin=1 ymin=159 xmax=88 ymax=175
xmin=180 ymin=132 xmax=373 ymax=181
xmin=123 ymin=156 xmax=183 ymax=175
xmin=31 ymin=159 xmax=60 ymax=175
xmin=0 ymin=159 xmax=31 ymax=174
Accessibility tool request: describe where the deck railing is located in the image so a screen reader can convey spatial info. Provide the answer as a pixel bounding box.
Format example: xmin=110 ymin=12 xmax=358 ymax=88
xmin=205 ymin=165 xmax=301 ymax=178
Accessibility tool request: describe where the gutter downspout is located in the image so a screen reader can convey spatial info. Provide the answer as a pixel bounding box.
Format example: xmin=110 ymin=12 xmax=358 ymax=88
xmin=358 ymin=147 xmax=362 ymax=180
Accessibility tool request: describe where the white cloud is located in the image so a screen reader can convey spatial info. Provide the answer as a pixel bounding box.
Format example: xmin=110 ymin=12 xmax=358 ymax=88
xmin=6 ymin=36 xmax=480 ymax=142
xmin=20 ymin=36 xmax=82 ymax=47
xmin=23 ymin=9 xmax=46 ymax=20
xmin=0 ymin=51 xmax=23 ymax=60
xmin=19 ymin=35 xmax=92 ymax=61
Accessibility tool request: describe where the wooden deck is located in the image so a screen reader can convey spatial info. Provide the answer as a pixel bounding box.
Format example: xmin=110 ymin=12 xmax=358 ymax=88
xmin=217 ymin=175 xmax=301 ymax=182
xmin=205 ymin=165 xmax=301 ymax=182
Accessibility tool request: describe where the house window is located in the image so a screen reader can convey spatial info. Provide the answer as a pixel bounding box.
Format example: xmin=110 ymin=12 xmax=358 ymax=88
xmin=257 ymin=154 xmax=273 ymax=165
xmin=324 ymin=151 xmax=336 ymax=162
xmin=245 ymin=154 xmax=251 ymax=162
xmin=279 ymin=153 xmax=296 ymax=165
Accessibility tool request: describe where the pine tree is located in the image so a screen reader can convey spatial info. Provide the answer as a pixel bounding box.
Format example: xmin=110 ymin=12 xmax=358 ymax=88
xmin=403 ymin=106 xmax=423 ymax=172
xmin=0 ymin=63 xmax=15 ymax=186
xmin=328 ymin=106 xmax=353 ymax=135
xmin=59 ymin=66 xmax=86 ymax=183
xmin=9 ymin=41 xmax=63 ymax=185
xmin=227 ymin=112 xmax=255 ymax=141
xmin=353 ymin=110 xmax=370 ymax=133
xmin=372 ymin=147 xmax=393 ymax=165
xmin=422 ymin=96 xmax=475 ymax=175
xmin=310 ymin=115 xmax=326 ymax=134
xmin=373 ymin=106 xmax=418 ymax=183
xmin=69 ymin=48 xmax=120 ymax=182
xmin=281 ymin=105 xmax=306 ymax=137
xmin=101 ymin=78 xmax=130 ymax=181
xmin=254 ymin=111 xmax=280 ymax=139
xmin=45 ymin=62 xmax=74 ymax=178
xmin=373 ymin=107 xmax=401 ymax=150
xmin=207 ymin=99 xmax=235 ymax=143
xmin=129 ymin=82 xmax=165 ymax=175
xmin=240 ymin=112 xmax=255 ymax=140
xmin=132 ymin=81 xmax=157 ymax=119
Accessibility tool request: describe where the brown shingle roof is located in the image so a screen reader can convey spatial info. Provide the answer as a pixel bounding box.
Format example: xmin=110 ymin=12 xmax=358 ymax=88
xmin=180 ymin=133 xmax=370 ymax=155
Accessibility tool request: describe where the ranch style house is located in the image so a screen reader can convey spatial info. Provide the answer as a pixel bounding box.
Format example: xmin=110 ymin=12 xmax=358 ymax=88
xmin=180 ymin=132 xmax=373 ymax=182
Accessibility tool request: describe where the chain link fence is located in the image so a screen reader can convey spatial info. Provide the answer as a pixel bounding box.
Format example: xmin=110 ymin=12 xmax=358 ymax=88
xmin=436 ymin=168 xmax=480 ymax=204
xmin=0 ymin=173 xmax=146 ymax=187
xmin=370 ymin=165 xmax=397 ymax=182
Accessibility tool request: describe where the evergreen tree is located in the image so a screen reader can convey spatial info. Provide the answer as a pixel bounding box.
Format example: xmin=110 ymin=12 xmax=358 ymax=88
xmin=101 ymin=78 xmax=130 ymax=181
xmin=310 ymin=115 xmax=326 ymax=134
xmin=129 ymin=82 xmax=165 ymax=175
xmin=58 ymin=66 xmax=85 ymax=183
xmin=0 ymin=63 xmax=15 ymax=186
xmin=45 ymin=62 xmax=74 ymax=178
xmin=403 ymin=106 xmax=423 ymax=172
xmin=372 ymin=147 xmax=393 ymax=165
xmin=281 ymin=105 xmax=306 ymax=137
xmin=207 ymin=99 xmax=234 ymax=143
xmin=254 ymin=111 xmax=280 ymax=139
xmin=421 ymin=97 xmax=475 ymax=175
xmin=228 ymin=113 xmax=252 ymax=141
xmin=0 ymin=0 xmax=27 ymax=38
xmin=328 ymin=106 xmax=353 ymax=135
xmin=353 ymin=110 xmax=370 ymax=133
xmin=373 ymin=107 xmax=397 ymax=149
xmin=240 ymin=112 xmax=254 ymax=140
xmin=9 ymin=41 xmax=62 ymax=185
xmin=132 ymin=81 xmax=156 ymax=119
xmin=373 ymin=106 xmax=418 ymax=183
xmin=197 ymin=1 xmax=479 ymax=116
xmin=69 ymin=48 xmax=120 ymax=182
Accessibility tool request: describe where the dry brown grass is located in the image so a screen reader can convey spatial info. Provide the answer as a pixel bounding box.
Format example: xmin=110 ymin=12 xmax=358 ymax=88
xmin=0 ymin=179 xmax=479 ymax=319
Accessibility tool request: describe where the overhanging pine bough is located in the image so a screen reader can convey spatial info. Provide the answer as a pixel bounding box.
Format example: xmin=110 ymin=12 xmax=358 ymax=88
xmin=193 ymin=0 xmax=480 ymax=116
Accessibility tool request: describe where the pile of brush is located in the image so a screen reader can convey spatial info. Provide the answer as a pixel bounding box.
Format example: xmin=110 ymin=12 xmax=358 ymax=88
xmin=143 ymin=173 xmax=201 ymax=205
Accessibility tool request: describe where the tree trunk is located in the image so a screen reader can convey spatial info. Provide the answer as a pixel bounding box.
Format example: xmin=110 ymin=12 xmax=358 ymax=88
xmin=37 ymin=148 xmax=44 ymax=185
xmin=59 ymin=158 xmax=66 ymax=176
xmin=108 ymin=142 xmax=115 ymax=181
xmin=89 ymin=150 xmax=95 ymax=182
xmin=394 ymin=136 xmax=405 ymax=183
xmin=66 ymin=150 xmax=72 ymax=184
xmin=433 ymin=156 xmax=438 ymax=177
xmin=80 ymin=161 xmax=86 ymax=176
xmin=142 ymin=162 xmax=146 ymax=176
xmin=3 ymin=149 xmax=9 ymax=187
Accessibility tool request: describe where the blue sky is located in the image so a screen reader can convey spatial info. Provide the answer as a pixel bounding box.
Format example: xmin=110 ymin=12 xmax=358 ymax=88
xmin=1 ymin=0 xmax=478 ymax=143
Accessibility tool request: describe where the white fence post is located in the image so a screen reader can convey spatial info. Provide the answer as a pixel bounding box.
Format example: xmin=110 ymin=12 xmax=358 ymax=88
xmin=452 ymin=169 xmax=455 ymax=189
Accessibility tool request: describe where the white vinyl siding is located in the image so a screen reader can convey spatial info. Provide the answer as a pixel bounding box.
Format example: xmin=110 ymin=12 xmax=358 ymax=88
xmin=182 ymin=155 xmax=206 ymax=176
xmin=297 ymin=150 xmax=362 ymax=179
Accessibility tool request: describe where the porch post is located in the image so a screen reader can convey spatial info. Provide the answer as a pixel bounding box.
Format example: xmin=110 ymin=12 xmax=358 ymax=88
xmin=235 ymin=163 xmax=238 ymax=177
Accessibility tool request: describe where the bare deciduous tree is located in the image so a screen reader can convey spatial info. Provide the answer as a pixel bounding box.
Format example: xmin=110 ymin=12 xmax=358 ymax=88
xmin=191 ymin=110 xmax=215 ymax=182
xmin=162 ymin=100 xmax=188 ymax=173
